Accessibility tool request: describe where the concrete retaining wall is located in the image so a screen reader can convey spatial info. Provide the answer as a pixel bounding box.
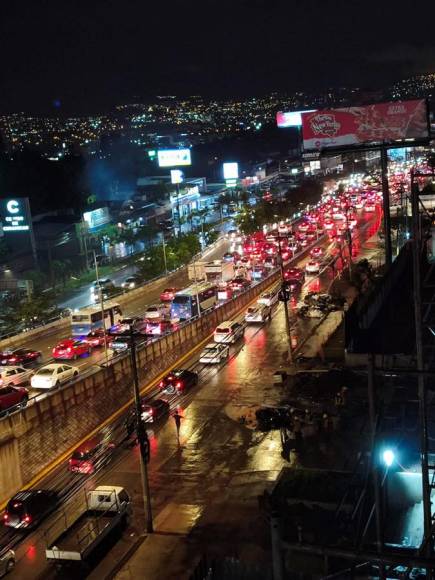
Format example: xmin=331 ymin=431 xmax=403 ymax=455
xmin=0 ymin=270 xmax=280 ymax=505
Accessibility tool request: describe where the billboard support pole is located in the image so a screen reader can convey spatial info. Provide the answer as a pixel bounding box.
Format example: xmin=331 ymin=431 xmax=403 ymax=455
xmin=380 ymin=147 xmax=392 ymax=268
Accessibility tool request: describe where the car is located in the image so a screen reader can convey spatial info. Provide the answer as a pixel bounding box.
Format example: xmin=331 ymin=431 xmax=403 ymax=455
xmin=298 ymin=222 xmax=309 ymax=233
xmin=68 ymin=437 xmax=115 ymax=474
xmin=310 ymin=247 xmax=324 ymax=259
xmin=160 ymin=287 xmax=179 ymax=302
xmin=305 ymin=260 xmax=321 ymax=275
xmin=158 ymin=369 xmax=198 ymax=394
xmin=258 ymin=289 xmax=279 ymax=307
xmin=0 ymin=386 xmax=29 ymax=414
xmin=199 ymin=342 xmax=230 ymax=364
xmin=229 ymin=277 xmax=251 ymax=292
xmin=110 ymin=330 xmax=146 ymax=352
xmin=245 ymin=304 xmax=271 ymax=323
xmin=323 ymin=219 xmax=334 ymax=230
xmin=113 ymin=317 xmax=147 ymax=333
xmin=284 ymin=267 xmax=305 ymax=284
xmin=31 ymin=364 xmax=78 ymax=390
xmin=214 ymin=320 xmax=244 ymax=344
xmin=0 ymin=550 xmax=15 ymax=577
xmin=223 ymin=252 xmax=235 ymax=263
xmin=0 ymin=366 xmax=33 ymax=387
xmin=121 ymin=275 xmax=142 ymax=290
xmin=91 ymin=278 xmax=115 ymax=301
xmin=0 ymin=348 xmax=41 ymax=366
xmin=140 ymin=398 xmax=170 ymax=422
xmin=85 ymin=329 xmax=112 ymax=347
xmin=145 ymin=320 xmax=174 ymax=336
xmin=52 ymin=339 xmax=90 ymax=360
xmin=3 ymin=489 xmax=58 ymax=529
xmin=144 ymin=304 xmax=168 ymax=320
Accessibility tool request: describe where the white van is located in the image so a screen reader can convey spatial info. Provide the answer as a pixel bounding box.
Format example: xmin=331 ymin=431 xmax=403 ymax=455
xmin=214 ymin=320 xmax=244 ymax=344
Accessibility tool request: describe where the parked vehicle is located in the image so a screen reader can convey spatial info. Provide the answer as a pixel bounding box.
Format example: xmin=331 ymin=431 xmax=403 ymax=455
xmin=0 ymin=386 xmax=28 ymax=414
xmin=199 ymin=342 xmax=230 ymax=364
xmin=4 ymin=489 xmax=58 ymax=529
xmin=214 ymin=320 xmax=244 ymax=344
xmin=45 ymin=486 xmax=131 ymax=564
xmin=158 ymin=369 xmax=198 ymax=394
xmin=31 ymin=364 xmax=78 ymax=390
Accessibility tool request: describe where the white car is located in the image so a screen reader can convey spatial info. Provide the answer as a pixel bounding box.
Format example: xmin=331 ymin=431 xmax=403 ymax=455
xmin=144 ymin=304 xmax=168 ymax=320
xmin=0 ymin=366 xmax=33 ymax=387
xmin=245 ymin=304 xmax=271 ymax=323
xmin=199 ymin=342 xmax=230 ymax=364
xmin=258 ymin=290 xmax=279 ymax=307
xmin=305 ymin=260 xmax=321 ymax=275
xmin=31 ymin=364 xmax=78 ymax=390
xmin=214 ymin=320 xmax=244 ymax=344
xmin=0 ymin=550 xmax=15 ymax=578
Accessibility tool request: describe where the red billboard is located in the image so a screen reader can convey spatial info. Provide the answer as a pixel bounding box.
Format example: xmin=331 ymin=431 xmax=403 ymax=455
xmin=301 ymin=99 xmax=428 ymax=151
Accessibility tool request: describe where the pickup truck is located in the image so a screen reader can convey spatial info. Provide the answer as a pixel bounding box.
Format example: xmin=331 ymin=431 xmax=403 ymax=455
xmin=45 ymin=486 xmax=131 ymax=564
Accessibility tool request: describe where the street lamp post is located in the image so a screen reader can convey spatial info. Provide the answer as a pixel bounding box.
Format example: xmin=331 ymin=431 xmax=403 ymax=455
xmin=277 ymin=235 xmax=293 ymax=364
xmin=161 ymin=233 xmax=168 ymax=276
xmin=129 ymin=325 xmax=154 ymax=533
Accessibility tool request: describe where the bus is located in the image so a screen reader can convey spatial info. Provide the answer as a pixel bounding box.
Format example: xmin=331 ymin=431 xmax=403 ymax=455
xmin=170 ymin=283 xmax=217 ymax=321
xmin=71 ymin=302 xmax=123 ymax=337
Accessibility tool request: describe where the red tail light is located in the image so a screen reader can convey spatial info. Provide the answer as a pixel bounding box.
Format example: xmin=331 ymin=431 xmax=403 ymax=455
xmin=9 ymin=357 xmax=17 ymax=363
xmin=176 ymin=381 xmax=182 ymax=389
xmin=159 ymin=381 xmax=164 ymax=387
xmin=24 ymin=515 xmax=32 ymax=524
xmin=3 ymin=513 xmax=9 ymax=521
xmin=67 ymin=347 xmax=72 ymax=353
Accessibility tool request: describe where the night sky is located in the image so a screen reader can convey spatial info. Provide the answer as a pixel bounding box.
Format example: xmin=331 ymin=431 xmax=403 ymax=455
xmin=1 ymin=0 xmax=435 ymax=115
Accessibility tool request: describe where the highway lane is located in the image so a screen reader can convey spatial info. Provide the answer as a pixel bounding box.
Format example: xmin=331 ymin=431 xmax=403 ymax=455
xmin=5 ymin=209 xmax=382 ymax=579
xmin=2 ymin=209 xmax=380 ymax=409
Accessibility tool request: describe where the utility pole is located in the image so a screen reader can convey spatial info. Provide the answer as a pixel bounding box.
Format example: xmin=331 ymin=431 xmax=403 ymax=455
xmin=277 ymin=235 xmax=293 ymax=363
xmin=129 ymin=325 xmax=153 ymax=533
xmin=161 ymin=232 xmax=168 ymax=275
xmin=93 ymin=251 xmax=109 ymax=364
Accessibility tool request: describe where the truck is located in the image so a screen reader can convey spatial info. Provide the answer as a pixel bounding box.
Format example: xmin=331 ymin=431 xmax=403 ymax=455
xmin=188 ymin=260 xmax=235 ymax=283
xmin=45 ymin=486 xmax=131 ymax=565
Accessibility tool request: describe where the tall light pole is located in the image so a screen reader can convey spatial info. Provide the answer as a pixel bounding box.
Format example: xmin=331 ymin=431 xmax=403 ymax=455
xmin=277 ymin=235 xmax=293 ymax=364
xmin=161 ymin=232 xmax=168 ymax=275
xmin=93 ymin=250 xmax=109 ymax=364
xmin=129 ymin=325 xmax=153 ymax=533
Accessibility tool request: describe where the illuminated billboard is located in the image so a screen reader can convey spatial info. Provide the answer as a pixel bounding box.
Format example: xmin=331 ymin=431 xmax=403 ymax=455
xmin=301 ymin=99 xmax=429 ymax=151
xmin=83 ymin=207 xmax=110 ymax=231
xmin=0 ymin=198 xmax=31 ymax=232
xmin=223 ymin=162 xmax=239 ymax=180
xmin=157 ymin=148 xmax=192 ymax=167
xmin=276 ymin=109 xmax=316 ymax=128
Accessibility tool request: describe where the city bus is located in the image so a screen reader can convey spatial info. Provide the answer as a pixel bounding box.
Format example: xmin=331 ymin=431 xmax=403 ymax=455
xmin=71 ymin=302 xmax=123 ymax=337
xmin=170 ymin=282 xmax=217 ymax=320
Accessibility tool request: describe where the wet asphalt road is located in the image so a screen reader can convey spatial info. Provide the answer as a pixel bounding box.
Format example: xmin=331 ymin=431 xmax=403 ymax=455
xmin=5 ymin=209 xmax=381 ymax=579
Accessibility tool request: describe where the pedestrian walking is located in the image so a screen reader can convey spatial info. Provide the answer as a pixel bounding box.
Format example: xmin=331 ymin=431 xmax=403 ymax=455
xmin=173 ymin=411 xmax=182 ymax=444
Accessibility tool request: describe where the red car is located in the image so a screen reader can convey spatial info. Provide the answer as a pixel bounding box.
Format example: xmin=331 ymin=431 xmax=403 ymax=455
xmin=0 ymin=348 xmax=41 ymax=366
xmin=229 ymin=277 xmax=251 ymax=291
xmin=85 ymin=329 xmax=112 ymax=347
xmin=52 ymin=339 xmax=91 ymax=360
xmin=0 ymin=385 xmax=29 ymax=414
xmin=284 ymin=267 xmax=305 ymax=283
xmin=310 ymin=247 xmax=324 ymax=259
xmin=160 ymin=287 xmax=179 ymax=302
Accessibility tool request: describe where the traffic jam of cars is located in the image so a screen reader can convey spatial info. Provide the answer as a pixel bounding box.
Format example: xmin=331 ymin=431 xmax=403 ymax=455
xmin=0 ymin=173 xmax=383 ymax=577
xmin=0 ymin=174 xmax=382 ymax=421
